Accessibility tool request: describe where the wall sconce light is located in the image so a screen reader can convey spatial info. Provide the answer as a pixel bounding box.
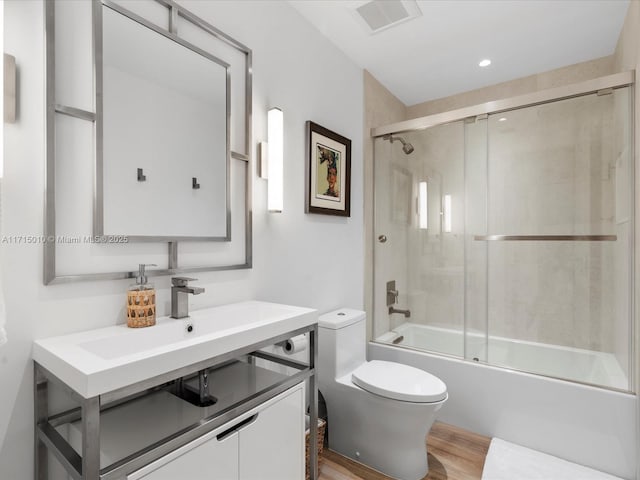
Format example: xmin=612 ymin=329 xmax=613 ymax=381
xmin=4 ymin=53 xmax=15 ymax=125
xmin=3 ymin=51 xmax=15 ymax=179
xmin=443 ymin=194 xmax=452 ymax=233
xmin=418 ymin=181 xmax=428 ymax=229
xmin=266 ymin=107 xmax=283 ymax=212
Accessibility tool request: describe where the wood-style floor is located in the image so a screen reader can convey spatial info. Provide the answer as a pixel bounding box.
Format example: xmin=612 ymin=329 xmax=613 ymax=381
xmin=318 ymin=422 xmax=491 ymax=480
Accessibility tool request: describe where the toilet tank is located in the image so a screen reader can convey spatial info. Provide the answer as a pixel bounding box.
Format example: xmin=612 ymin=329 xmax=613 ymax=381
xmin=318 ymin=309 xmax=366 ymax=381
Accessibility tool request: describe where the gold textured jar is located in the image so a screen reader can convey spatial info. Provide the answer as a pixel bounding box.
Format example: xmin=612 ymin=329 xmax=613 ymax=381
xmin=126 ymin=264 xmax=157 ymax=328
xmin=127 ymin=287 xmax=156 ymax=328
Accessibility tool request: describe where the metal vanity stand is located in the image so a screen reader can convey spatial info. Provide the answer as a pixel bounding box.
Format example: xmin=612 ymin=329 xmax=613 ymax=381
xmin=34 ymin=324 xmax=319 ymax=480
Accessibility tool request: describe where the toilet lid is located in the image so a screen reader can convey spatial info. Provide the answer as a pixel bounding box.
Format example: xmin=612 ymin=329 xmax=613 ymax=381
xmin=351 ymin=360 xmax=447 ymax=403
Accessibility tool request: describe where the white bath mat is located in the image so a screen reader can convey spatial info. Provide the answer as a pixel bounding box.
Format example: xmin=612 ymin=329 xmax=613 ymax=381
xmin=482 ymin=438 xmax=622 ymax=480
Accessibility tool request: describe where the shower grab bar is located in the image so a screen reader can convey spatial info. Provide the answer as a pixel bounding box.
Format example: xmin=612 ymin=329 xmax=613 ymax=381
xmin=474 ymin=235 xmax=617 ymax=241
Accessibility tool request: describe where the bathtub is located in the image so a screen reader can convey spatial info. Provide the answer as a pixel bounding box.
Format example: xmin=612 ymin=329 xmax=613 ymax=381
xmin=377 ymin=322 xmax=628 ymax=390
xmin=370 ymin=323 xmax=637 ymax=479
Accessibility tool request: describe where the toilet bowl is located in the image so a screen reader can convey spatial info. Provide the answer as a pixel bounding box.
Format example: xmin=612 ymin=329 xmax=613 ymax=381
xmin=318 ymin=309 xmax=447 ymax=480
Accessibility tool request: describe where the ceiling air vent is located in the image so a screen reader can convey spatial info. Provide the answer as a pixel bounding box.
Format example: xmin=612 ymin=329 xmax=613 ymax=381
xmin=354 ymin=0 xmax=422 ymax=34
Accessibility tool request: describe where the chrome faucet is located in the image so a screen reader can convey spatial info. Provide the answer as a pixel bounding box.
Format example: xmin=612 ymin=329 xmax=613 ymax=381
xmin=386 ymin=280 xmax=399 ymax=306
xmin=389 ymin=306 xmax=411 ymax=318
xmin=170 ymin=277 xmax=205 ymax=319
xmin=387 ymin=279 xmax=410 ymax=317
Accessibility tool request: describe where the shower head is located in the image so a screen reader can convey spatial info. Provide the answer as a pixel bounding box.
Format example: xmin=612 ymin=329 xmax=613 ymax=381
xmin=383 ymin=134 xmax=414 ymax=155
xmin=401 ymin=141 xmax=414 ymax=155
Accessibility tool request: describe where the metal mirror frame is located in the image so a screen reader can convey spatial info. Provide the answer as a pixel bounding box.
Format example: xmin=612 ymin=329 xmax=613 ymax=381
xmin=97 ymin=0 xmax=232 ymax=242
xmin=44 ymin=0 xmax=253 ymax=285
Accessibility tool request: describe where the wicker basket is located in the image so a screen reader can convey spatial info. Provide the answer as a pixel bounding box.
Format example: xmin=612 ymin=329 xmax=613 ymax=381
xmin=126 ymin=288 xmax=156 ymax=328
xmin=305 ymin=417 xmax=326 ymax=480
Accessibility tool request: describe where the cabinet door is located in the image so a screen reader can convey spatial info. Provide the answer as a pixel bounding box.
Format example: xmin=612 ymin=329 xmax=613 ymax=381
xmin=128 ymin=430 xmax=239 ymax=480
xmin=238 ymin=387 xmax=304 ymax=480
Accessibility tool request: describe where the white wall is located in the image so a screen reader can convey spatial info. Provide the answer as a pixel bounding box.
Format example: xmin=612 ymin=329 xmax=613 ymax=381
xmin=0 ymin=1 xmax=363 ymax=479
xmin=185 ymin=0 xmax=367 ymax=311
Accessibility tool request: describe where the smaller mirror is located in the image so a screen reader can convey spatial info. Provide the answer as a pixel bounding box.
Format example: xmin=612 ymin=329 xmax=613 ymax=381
xmin=101 ymin=5 xmax=230 ymax=240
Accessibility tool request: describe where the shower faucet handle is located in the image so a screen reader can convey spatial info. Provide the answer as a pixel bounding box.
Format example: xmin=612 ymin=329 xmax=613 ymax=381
xmin=386 ymin=280 xmax=399 ymax=306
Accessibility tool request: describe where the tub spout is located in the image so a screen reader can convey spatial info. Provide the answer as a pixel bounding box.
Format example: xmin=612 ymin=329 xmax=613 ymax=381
xmin=389 ymin=306 xmax=411 ymax=318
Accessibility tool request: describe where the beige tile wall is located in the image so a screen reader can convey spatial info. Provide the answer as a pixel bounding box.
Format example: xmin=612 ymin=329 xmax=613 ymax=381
xmin=403 ymin=125 xmax=466 ymax=338
xmin=485 ymin=93 xmax=622 ymax=351
xmin=363 ymin=71 xmax=406 ymax=340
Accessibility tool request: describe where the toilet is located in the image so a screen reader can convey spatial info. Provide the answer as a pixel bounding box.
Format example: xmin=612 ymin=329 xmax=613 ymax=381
xmin=318 ymin=308 xmax=447 ymax=480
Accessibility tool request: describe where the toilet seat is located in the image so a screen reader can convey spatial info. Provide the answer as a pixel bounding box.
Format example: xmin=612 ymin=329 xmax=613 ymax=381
xmin=351 ymin=360 xmax=447 ymax=403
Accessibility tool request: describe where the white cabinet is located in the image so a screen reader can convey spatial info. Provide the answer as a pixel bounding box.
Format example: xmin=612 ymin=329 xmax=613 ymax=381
xmin=239 ymin=385 xmax=304 ymax=480
xmin=127 ymin=426 xmax=238 ymax=480
xmin=127 ymin=385 xmax=304 ymax=480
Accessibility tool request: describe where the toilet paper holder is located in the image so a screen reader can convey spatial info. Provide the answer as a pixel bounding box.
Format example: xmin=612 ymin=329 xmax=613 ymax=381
xmin=277 ymin=335 xmax=308 ymax=355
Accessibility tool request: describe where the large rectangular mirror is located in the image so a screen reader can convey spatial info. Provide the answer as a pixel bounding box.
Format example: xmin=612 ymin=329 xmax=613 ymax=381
xmin=44 ymin=0 xmax=252 ymax=284
xmin=100 ymin=4 xmax=230 ymax=240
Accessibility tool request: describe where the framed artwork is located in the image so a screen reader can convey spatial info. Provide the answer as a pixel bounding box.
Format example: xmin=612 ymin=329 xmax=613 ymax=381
xmin=305 ymin=121 xmax=351 ymax=217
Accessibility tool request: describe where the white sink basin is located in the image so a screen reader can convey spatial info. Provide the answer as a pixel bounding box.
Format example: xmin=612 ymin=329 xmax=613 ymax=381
xmin=33 ymin=301 xmax=317 ymax=398
xmin=77 ymin=322 xmax=187 ymax=360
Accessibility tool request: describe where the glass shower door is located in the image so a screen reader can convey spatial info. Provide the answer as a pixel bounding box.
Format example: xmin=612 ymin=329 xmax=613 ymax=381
xmin=464 ymin=116 xmax=489 ymax=363
xmin=479 ymin=88 xmax=633 ymax=390
xmin=373 ymin=122 xmax=467 ymax=358
xmin=373 ymin=85 xmax=632 ymax=391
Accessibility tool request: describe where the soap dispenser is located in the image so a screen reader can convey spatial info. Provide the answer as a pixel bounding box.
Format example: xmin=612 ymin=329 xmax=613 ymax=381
xmin=126 ymin=264 xmax=157 ymax=328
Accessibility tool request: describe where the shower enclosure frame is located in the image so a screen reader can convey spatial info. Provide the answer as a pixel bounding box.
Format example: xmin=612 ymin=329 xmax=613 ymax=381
xmin=370 ymin=70 xmax=636 ymax=393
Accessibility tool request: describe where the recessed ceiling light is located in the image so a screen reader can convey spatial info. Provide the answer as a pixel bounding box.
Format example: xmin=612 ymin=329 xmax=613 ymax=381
xmin=479 ymin=59 xmax=491 ymax=67
xmin=498 ymin=117 xmax=507 ymax=122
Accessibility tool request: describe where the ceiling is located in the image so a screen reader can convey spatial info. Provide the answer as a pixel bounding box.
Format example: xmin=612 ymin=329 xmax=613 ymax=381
xmin=289 ymin=0 xmax=630 ymax=106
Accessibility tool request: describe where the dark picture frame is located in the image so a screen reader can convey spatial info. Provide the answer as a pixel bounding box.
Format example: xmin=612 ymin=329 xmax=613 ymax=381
xmin=305 ymin=121 xmax=351 ymax=217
